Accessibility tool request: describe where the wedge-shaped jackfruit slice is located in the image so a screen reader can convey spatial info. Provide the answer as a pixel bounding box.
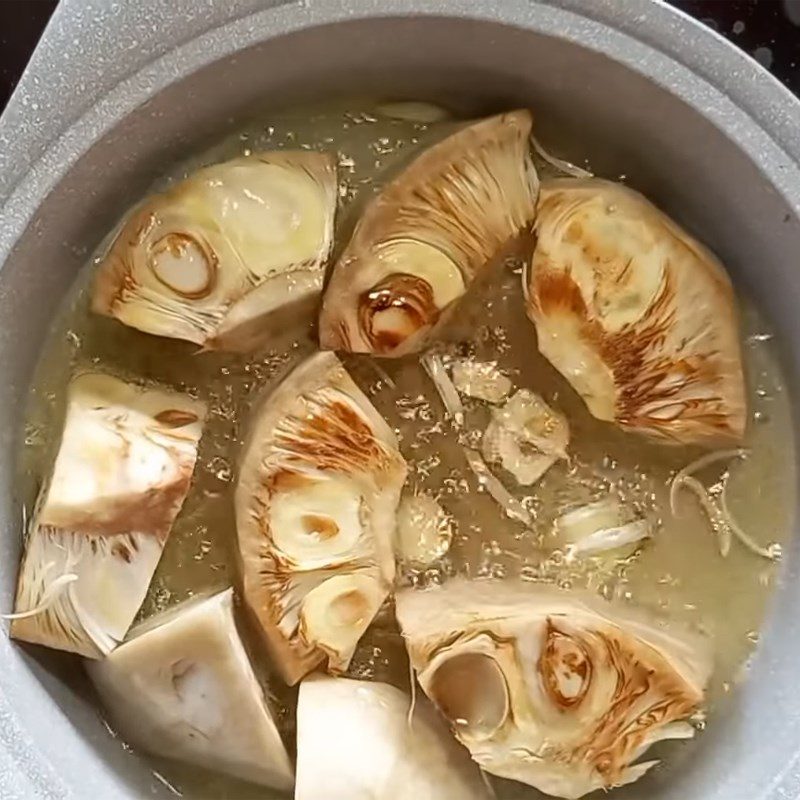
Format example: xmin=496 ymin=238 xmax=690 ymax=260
xmin=10 ymin=374 xmax=204 ymax=657
xmin=87 ymin=589 xmax=293 ymax=790
xmin=296 ymin=674 xmax=492 ymax=800
xmin=397 ymin=579 xmax=710 ymax=799
xmin=92 ymin=151 xmax=337 ymax=351
xmin=320 ymin=111 xmax=539 ymax=356
xmin=236 ymin=352 xmax=407 ymax=685
xmin=525 ymin=178 xmax=746 ymax=445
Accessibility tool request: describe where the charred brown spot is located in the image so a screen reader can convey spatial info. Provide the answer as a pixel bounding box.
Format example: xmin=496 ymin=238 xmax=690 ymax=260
xmin=301 ymin=514 xmax=339 ymax=541
xmin=270 ymin=470 xmax=315 ymax=493
xmin=155 ymin=409 xmax=200 ymax=428
xmin=256 ymin=471 xmax=318 ymax=549
xmin=362 ymin=111 xmax=535 ymax=272
xmin=328 ymin=589 xmax=369 ymax=626
xmin=539 ymin=620 xmax=593 ymax=709
xmin=54 ymin=473 xmax=193 ymax=540
xmin=112 ymin=541 xmax=132 ymax=563
xmin=97 ymin=211 xmax=156 ymax=312
xmin=577 ymin=626 xmax=702 ymax=786
xmin=533 ymin=269 xmax=590 ymax=320
xmin=133 ymin=211 xmax=158 ymax=246
xmin=533 ymin=262 xmax=735 ymax=439
xmin=359 ymin=273 xmax=438 ymax=353
xmin=276 ymin=399 xmax=387 ymax=474
xmin=564 ymin=220 xmax=584 ymax=244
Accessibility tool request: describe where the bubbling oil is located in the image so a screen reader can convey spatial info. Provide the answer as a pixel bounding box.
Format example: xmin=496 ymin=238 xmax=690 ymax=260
xmin=16 ymin=99 xmax=796 ymax=799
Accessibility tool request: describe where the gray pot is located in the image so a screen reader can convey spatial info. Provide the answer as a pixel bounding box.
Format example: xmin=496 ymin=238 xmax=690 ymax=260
xmin=1 ymin=1 xmax=799 ymax=797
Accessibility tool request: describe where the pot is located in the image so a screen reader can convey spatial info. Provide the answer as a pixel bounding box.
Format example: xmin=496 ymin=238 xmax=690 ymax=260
xmin=1 ymin=1 xmax=799 ymax=797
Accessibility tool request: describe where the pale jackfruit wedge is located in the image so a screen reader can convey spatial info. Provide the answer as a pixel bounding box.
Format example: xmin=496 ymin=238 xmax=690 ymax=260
xmin=87 ymin=589 xmax=293 ymax=790
xmin=397 ymin=579 xmax=710 ymax=799
xmin=296 ymin=674 xmax=492 ymax=800
xmin=319 ymin=111 xmax=539 ymax=357
xmin=525 ymin=178 xmax=746 ymax=445
xmin=11 ymin=374 xmax=204 ymax=658
xmin=236 ymin=351 xmax=408 ymax=685
xmin=92 ymin=151 xmax=337 ymax=351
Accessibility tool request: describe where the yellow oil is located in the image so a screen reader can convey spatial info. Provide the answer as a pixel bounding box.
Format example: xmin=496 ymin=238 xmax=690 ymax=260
xmin=15 ymin=99 xmax=796 ymax=799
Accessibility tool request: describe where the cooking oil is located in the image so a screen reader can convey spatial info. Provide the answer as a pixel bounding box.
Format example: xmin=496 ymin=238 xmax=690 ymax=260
xmin=15 ymin=99 xmax=796 ymax=799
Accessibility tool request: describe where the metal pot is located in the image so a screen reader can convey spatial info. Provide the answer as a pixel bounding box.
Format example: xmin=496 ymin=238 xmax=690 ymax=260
xmin=1 ymin=1 xmax=798 ymax=797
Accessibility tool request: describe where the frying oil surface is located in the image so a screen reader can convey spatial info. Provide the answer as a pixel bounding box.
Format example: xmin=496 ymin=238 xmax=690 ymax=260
xmin=17 ymin=100 xmax=796 ymax=799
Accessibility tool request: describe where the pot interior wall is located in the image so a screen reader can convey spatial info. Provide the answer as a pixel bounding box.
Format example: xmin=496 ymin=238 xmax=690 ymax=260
xmin=1 ymin=14 xmax=798 ymax=800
